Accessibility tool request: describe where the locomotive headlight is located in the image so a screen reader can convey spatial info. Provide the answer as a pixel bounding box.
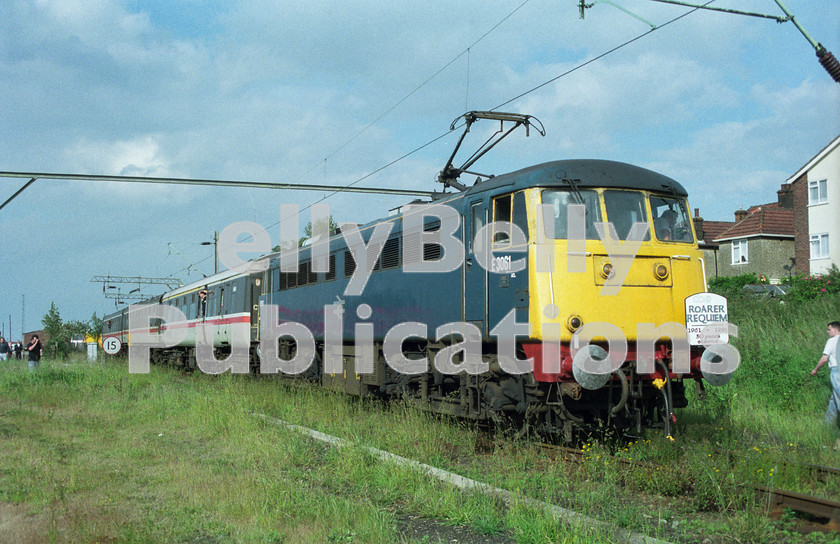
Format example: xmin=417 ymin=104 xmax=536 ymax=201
xmin=566 ymin=315 xmax=583 ymax=332
xmin=654 ymin=263 xmax=669 ymax=281
xmin=600 ymin=262 xmax=614 ymax=279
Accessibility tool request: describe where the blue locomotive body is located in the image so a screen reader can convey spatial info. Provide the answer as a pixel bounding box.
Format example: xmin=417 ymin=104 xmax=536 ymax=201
xmin=103 ymin=159 xmax=730 ymax=438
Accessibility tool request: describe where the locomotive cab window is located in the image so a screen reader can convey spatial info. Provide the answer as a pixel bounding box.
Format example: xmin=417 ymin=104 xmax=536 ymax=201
xmin=493 ymin=195 xmax=511 ymax=243
xmin=649 ymin=195 xmax=694 ymax=243
xmin=603 ymin=190 xmax=650 ymax=241
xmin=541 ymin=189 xmax=601 ymax=239
xmin=492 ymin=192 xmax=528 ymax=245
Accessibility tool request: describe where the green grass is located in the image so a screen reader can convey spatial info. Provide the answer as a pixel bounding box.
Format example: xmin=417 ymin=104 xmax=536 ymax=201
xmin=1 ymin=293 xmax=839 ymax=543
xmin=685 ymin=293 xmax=840 ymax=450
xmin=0 ymin=358 xmax=640 ymax=543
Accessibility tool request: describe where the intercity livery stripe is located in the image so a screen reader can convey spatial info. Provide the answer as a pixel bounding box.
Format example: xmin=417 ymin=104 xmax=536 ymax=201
xmin=103 ymin=313 xmax=251 ymax=337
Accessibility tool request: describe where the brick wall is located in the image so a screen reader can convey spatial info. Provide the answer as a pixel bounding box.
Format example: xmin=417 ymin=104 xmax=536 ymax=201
xmin=791 ymin=172 xmax=809 ymax=274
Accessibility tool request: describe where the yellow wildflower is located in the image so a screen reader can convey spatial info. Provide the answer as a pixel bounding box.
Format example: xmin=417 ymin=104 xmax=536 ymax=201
xmin=653 ymin=378 xmax=666 ymax=390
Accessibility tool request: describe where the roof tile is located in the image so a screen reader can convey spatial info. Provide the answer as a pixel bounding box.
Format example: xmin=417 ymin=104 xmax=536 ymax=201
xmin=713 ymin=202 xmax=794 ymax=241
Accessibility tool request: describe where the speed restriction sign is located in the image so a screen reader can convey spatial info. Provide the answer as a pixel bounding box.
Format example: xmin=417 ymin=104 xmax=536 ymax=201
xmin=103 ymin=336 xmax=122 ymax=355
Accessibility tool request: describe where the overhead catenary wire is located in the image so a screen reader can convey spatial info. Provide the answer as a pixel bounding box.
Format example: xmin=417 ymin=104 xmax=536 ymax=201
xmin=166 ymin=1 xmax=718 ymax=282
xmin=303 ymin=0 xmax=718 ymax=204
xmin=165 ymin=128 xmax=458 ymax=280
xmin=301 ymin=0 xmax=717 ymax=198
xmin=287 ymin=0 xmax=534 ymax=187
xmin=161 ymin=2 xmax=538 ymax=282
xmin=494 ymin=0 xmax=716 ymax=111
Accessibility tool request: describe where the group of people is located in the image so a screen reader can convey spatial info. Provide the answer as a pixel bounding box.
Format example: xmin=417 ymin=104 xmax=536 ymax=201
xmin=0 ymin=335 xmax=43 ymax=370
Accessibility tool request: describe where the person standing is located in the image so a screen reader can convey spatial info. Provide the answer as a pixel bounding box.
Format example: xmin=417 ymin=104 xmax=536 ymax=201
xmin=198 ymin=289 xmax=208 ymax=318
xmin=811 ymin=321 xmax=840 ymax=431
xmin=27 ymin=335 xmax=42 ymax=371
xmin=0 ymin=337 xmax=9 ymax=361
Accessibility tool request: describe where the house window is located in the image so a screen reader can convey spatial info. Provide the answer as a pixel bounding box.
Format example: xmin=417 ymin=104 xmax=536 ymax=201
xmin=811 ymin=233 xmax=829 ymax=259
xmin=731 ymin=240 xmax=748 ymax=264
xmin=809 ymin=179 xmax=827 ymax=205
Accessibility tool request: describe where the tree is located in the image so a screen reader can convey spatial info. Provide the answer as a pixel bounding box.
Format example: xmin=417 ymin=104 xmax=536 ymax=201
xmin=42 ymin=302 xmax=68 ymax=355
xmin=40 ymin=306 xmax=104 ymax=357
xmin=65 ymin=320 xmax=90 ymax=342
xmin=87 ymin=312 xmax=103 ymax=342
xmin=272 ymin=216 xmax=339 ymax=252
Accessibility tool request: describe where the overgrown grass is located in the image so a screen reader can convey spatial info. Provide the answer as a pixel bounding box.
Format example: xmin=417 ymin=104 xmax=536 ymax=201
xmin=686 ymin=293 xmax=840 ymax=449
xmin=2 ymin=294 xmax=840 ymax=543
xmin=0 ymin=358 xmax=646 ymax=543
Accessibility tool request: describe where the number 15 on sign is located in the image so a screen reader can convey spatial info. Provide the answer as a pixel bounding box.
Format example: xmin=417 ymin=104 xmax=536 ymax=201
xmin=103 ymin=337 xmax=122 ymax=355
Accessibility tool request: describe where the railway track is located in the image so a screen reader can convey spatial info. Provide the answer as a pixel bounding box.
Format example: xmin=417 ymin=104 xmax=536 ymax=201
xmin=536 ymin=443 xmax=840 ymax=532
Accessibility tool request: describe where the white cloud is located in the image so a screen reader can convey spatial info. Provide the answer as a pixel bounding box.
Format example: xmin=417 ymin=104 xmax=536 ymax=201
xmin=66 ymin=135 xmax=169 ymax=175
xmin=1 ymin=0 xmax=838 ymax=324
xmin=60 ymin=135 xmax=198 ymax=202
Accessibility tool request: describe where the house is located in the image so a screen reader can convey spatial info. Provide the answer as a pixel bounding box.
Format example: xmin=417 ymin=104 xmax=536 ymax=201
xmin=692 ymin=210 xmax=734 ymax=281
xmin=787 ymin=134 xmax=840 ymax=275
xmin=712 ymin=185 xmax=795 ymax=283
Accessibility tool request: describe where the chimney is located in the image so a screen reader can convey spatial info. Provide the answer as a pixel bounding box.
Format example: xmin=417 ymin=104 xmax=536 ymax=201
xmin=735 ymin=208 xmax=748 ymax=223
xmin=777 ymin=183 xmax=793 ymax=209
xmin=693 ymin=208 xmax=704 ymax=241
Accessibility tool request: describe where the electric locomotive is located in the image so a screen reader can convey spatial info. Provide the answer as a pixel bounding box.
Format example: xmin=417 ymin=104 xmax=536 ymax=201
xmin=103 ymin=112 xmax=734 ymax=440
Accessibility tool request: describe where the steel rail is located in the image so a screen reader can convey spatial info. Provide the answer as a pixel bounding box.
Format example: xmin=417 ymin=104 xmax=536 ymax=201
xmin=758 ymin=485 xmax=840 ymax=531
xmin=536 ymin=442 xmax=840 ymax=532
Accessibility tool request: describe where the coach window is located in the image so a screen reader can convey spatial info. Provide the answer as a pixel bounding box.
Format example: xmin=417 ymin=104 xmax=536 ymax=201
xmin=604 ymin=190 xmax=650 ymax=241
xmin=219 ymin=288 xmax=225 ymax=314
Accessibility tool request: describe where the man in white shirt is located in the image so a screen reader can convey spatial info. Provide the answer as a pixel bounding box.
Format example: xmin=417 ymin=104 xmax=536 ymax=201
xmin=811 ymin=321 xmax=840 ymax=428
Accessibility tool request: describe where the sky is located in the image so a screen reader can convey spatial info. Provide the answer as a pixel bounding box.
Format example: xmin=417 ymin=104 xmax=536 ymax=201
xmin=1 ymin=0 xmax=838 ymax=337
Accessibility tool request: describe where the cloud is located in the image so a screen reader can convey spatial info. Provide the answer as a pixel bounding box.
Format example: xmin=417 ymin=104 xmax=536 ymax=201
xmin=56 ymin=135 xmax=202 ymax=203
xmin=1 ymin=0 xmax=838 ymax=326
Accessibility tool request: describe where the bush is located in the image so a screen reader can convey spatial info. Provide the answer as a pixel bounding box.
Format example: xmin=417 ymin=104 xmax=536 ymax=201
xmin=784 ymin=265 xmax=840 ymax=302
xmin=708 ymin=273 xmax=759 ymax=299
xmin=708 ymin=273 xmax=758 ymax=291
